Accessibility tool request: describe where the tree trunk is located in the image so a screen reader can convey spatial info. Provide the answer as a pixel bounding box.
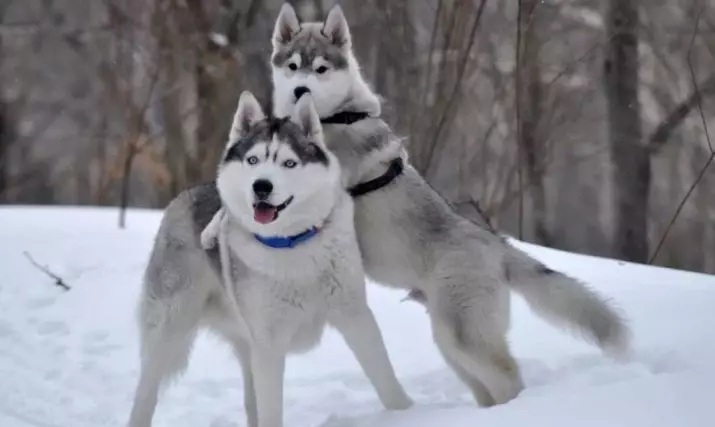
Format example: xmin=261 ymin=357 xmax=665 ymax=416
xmin=186 ymin=0 xmax=241 ymax=185
xmin=373 ymin=0 xmax=417 ymax=134
xmin=152 ymin=5 xmax=189 ymax=201
xmin=603 ymin=0 xmax=650 ymax=262
xmin=0 ymin=18 xmax=7 ymax=202
xmin=0 ymin=102 xmax=9 ymax=202
xmin=517 ymin=0 xmax=549 ymax=245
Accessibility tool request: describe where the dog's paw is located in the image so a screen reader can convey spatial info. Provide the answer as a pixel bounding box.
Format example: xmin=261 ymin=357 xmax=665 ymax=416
xmin=200 ymin=230 xmax=217 ymax=250
xmin=383 ymin=392 xmax=414 ymax=411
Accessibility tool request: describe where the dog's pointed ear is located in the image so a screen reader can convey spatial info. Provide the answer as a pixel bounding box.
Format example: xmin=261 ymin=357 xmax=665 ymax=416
xmin=322 ymin=5 xmax=351 ymax=49
xmin=229 ymin=91 xmax=265 ymax=143
xmin=291 ymin=94 xmax=323 ymax=140
xmin=272 ymin=3 xmax=300 ymax=48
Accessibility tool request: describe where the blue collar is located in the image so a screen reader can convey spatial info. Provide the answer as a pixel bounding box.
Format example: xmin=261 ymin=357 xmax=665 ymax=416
xmin=253 ymin=226 xmax=321 ymax=249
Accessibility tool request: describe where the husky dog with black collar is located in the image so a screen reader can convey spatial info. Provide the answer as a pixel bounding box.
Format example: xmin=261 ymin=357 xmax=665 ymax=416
xmin=270 ymin=3 xmax=380 ymax=121
xmin=127 ymin=92 xmax=412 ymax=427
xmin=257 ymin=3 xmax=633 ymax=407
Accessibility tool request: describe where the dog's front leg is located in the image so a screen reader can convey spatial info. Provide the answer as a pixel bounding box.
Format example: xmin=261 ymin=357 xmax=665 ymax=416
xmin=232 ymin=339 xmax=258 ymax=427
xmin=250 ymin=345 xmax=286 ymax=427
xmin=200 ymin=208 xmax=225 ymax=249
xmin=330 ymin=308 xmax=413 ymax=410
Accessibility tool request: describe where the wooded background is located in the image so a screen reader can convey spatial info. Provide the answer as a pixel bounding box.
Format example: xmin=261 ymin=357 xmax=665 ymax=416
xmin=1 ymin=0 xmax=714 ymax=273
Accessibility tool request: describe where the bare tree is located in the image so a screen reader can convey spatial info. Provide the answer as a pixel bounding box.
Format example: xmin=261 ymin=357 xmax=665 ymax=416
xmin=411 ymin=0 xmax=487 ymax=177
xmin=516 ymin=0 xmax=549 ymax=244
xmin=0 ymin=6 xmax=6 ymax=202
xmin=0 ymin=100 xmax=9 ymax=201
xmin=3 ymin=0 xmax=715 ymax=274
xmin=648 ymin=73 xmax=715 ymax=154
xmin=604 ymin=0 xmax=650 ymax=263
xmin=372 ymin=0 xmax=418 ymax=135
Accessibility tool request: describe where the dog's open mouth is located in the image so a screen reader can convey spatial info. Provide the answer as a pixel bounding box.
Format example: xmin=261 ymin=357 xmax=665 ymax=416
xmin=253 ymin=196 xmax=294 ymax=224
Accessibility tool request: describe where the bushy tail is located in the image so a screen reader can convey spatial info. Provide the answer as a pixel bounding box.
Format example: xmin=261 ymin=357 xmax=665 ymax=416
xmin=504 ymin=249 xmax=632 ymax=358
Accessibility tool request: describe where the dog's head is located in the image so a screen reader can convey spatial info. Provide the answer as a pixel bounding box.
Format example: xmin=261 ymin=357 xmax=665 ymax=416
xmin=270 ymin=3 xmax=380 ymax=119
xmin=217 ymin=91 xmax=340 ymax=237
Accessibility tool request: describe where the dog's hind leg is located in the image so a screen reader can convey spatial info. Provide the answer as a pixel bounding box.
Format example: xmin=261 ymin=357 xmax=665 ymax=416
xmin=127 ymin=292 xmax=203 ymax=427
xmin=440 ymin=348 xmax=496 ymax=406
xmin=430 ymin=285 xmax=523 ymax=406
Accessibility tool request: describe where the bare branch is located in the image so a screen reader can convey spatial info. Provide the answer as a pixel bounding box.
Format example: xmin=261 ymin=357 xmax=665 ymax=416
xmin=650 ymin=155 xmax=714 ymax=264
xmin=648 ymin=73 xmax=715 ymax=155
xmin=424 ymin=0 xmax=487 ymax=176
xmin=650 ymin=7 xmax=714 ymax=264
xmin=23 ymin=251 xmax=71 ymax=291
xmin=453 ymin=198 xmax=499 ymax=235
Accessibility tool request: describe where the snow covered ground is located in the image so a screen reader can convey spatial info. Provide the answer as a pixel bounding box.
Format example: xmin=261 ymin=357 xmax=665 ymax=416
xmin=1 ymin=206 xmax=714 ymax=427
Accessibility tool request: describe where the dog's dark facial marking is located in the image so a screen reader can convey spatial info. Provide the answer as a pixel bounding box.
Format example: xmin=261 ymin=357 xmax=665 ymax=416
xmin=271 ymin=27 xmax=348 ymax=71
xmin=268 ymin=116 xmax=291 ymax=134
xmin=223 ymin=121 xmax=274 ymax=163
xmin=224 ymin=138 xmax=251 ymax=163
xmin=223 ymin=117 xmax=328 ymax=167
xmin=306 ymin=143 xmax=328 ymax=165
xmin=273 ymin=120 xmax=329 ymax=166
xmin=283 ymin=137 xmax=329 ymax=166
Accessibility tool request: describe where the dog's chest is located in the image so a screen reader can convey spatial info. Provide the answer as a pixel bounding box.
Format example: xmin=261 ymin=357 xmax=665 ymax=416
xmin=236 ymin=273 xmax=337 ymax=352
xmin=227 ymin=223 xmax=356 ymax=283
xmin=222 ymin=221 xmax=361 ymax=351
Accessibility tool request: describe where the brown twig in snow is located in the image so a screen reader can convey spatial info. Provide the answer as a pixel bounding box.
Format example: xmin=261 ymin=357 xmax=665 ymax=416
xmin=23 ymin=251 xmax=71 ymax=291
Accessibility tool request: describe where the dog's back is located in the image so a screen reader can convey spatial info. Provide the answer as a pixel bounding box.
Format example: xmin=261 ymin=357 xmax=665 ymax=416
xmin=141 ymin=183 xmax=223 ymax=306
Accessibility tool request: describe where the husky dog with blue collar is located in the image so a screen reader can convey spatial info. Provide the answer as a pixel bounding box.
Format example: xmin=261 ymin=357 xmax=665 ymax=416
xmin=127 ymin=92 xmax=411 ymax=427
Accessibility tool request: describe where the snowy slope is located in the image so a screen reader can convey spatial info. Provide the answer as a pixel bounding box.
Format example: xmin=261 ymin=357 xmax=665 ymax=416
xmin=0 ymin=206 xmax=714 ymax=427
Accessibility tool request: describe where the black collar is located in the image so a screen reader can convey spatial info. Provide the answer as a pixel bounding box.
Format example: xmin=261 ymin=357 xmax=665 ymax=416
xmin=348 ymin=157 xmax=404 ymax=197
xmin=319 ymin=109 xmax=402 ymax=197
xmin=321 ymin=111 xmax=370 ymax=125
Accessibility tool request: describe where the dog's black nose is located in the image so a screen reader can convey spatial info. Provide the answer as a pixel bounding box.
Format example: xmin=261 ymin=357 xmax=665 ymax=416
xmin=294 ymin=86 xmax=310 ymax=100
xmin=252 ymin=179 xmax=273 ymax=199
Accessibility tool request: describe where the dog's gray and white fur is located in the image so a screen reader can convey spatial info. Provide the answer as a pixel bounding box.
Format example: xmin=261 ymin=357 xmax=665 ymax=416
xmin=127 ymin=92 xmax=412 ymax=427
xmin=261 ymin=3 xmax=632 ymax=407
xmin=128 ymin=4 xmax=632 ymax=424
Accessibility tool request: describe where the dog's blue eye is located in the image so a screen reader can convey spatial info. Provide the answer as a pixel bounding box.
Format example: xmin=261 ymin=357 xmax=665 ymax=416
xmin=315 ymin=65 xmax=328 ymax=74
xmin=283 ymin=159 xmax=297 ymax=168
xmin=247 ymin=156 xmax=259 ymax=165
xmin=288 ymin=63 xmax=298 ymax=71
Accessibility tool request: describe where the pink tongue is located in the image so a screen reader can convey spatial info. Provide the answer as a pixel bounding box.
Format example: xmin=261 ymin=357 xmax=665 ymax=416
xmin=254 ymin=207 xmax=277 ymax=224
